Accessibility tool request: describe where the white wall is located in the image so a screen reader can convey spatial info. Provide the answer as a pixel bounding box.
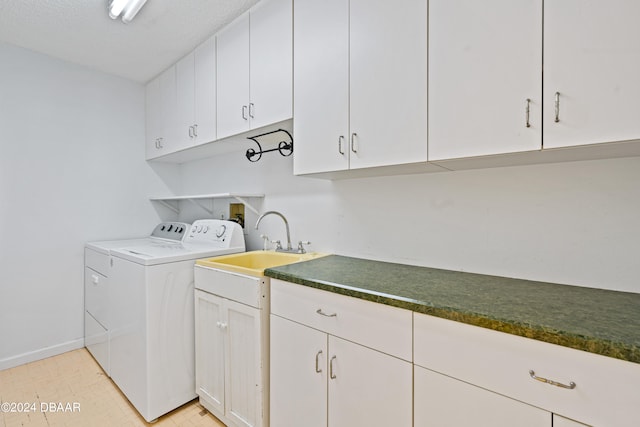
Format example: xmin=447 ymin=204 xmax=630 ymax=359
xmin=180 ymin=146 xmax=640 ymax=294
xmin=0 ymin=43 xmax=179 ymax=369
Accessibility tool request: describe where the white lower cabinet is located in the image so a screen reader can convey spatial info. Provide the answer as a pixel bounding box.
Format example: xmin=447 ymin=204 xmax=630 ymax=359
xmin=414 ymin=312 xmax=640 ymax=427
xmin=84 ymin=248 xmax=110 ymax=376
xmin=268 ymin=279 xmax=636 ymax=426
xmin=269 ymin=279 xmax=412 ymax=427
xmin=414 ymin=366 xmax=550 ymax=426
xmin=194 ymin=266 xmax=268 ymax=427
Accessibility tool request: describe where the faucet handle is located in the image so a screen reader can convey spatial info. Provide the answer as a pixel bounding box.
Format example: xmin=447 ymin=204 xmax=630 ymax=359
xmin=271 ymin=240 xmax=283 ymax=251
xmin=297 ymin=240 xmax=311 ymax=254
xmin=260 ymin=234 xmax=270 ymax=251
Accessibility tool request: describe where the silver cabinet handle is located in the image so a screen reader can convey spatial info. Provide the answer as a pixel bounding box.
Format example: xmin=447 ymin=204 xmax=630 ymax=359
xmin=529 ymin=370 xmax=576 ymax=389
xmin=315 ymin=350 xmax=323 ymax=373
xmin=157 ymin=137 xmax=163 ymax=149
xmin=525 ymin=98 xmax=531 ymax=128
xmin=188 ymin=126 xmax=194 ymax=138
xmin=249 ymin=103 xmax=255 ymax=119
xmin=330 ymin=355 xmax=337 ymax=379
xmin=242 ymin=105 xmax=248 ymax=120
xmin=338 ymin=136 xmax=345 ymax=155
xmin=216 ymin=321 xmax=228 ymax=330
xmin=193 ymin=124 xmax=198 ymax=137
xmin=316 ymin=309 xmax=337 ymax=317
xmin=351 ymin=132 xmax=358 ymax=153
xmin=155 ymin=138 xmax=159 ymax=149
xmin=554 ymin=92 xmax=561 ymax=123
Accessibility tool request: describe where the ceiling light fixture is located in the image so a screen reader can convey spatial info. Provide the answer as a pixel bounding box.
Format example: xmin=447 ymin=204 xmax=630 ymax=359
xmin=108 ymin=0 xmax=148 ymax=23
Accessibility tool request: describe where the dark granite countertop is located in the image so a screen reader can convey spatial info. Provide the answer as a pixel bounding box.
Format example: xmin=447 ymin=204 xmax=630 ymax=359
xmin=265 ymin=255 xmax=640 ymax=364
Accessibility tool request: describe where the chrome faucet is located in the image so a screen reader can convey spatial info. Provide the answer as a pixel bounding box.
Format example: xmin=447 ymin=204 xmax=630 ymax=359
xmin=255 ymin=211 xmax=293 ymax=252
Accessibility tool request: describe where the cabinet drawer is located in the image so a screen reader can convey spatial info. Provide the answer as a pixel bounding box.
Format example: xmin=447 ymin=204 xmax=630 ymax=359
xmin=414 ymin=313 xmax=640 ymax=427
xmin=84 ymin=267 xmax=108 ymax=326
xmin=85 ymin=247 xmax=110 ymax=275
xmin=85 ymin=311 xmax=109 ymax=375
xmin=271 ymin=279 xmax=412 ymax=361
xmin=195 ymin=266 xmax=266 ymax=309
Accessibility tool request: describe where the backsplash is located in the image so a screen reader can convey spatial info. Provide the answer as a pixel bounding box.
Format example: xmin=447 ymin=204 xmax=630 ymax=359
xmin=178 ymin=148 xmax=640 ymax=294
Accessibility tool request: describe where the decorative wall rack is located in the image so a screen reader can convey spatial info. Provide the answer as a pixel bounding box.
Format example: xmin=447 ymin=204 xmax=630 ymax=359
xmin=245 ymin=128 xmax=293 ymax=162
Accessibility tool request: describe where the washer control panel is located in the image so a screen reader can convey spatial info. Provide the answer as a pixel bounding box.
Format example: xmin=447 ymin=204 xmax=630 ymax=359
xmin=186 ymin=219 xmax=245 ymax=248
xmin=149 ymin=222 xmax=191 ymax=241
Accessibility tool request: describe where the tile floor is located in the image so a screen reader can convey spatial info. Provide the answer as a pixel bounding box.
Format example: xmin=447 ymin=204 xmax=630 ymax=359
xmin=0 ymin=348 xmax=225 ymax=427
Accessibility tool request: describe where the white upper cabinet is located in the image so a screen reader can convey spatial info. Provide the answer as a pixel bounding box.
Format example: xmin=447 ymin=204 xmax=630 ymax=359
xmin=217 ymin=0 xmax=292 ymax=139
xmin=183 ymin=35 xmax=217 ymax=147
xmin=192 ymin=36 xmax=217 ymax=145
xmin=292 ymin=0 xmax=350 ymax=175
xmin=176 ymin=51 xmax=196 ymax=148
xmin=217 ymin=12 xmax=251 ymax=139
xmin=428 ymin=0 xmax=542 ymax=161
xmin=543 ymin=0 xmax=640 ymax=149
xmin=293 ymin=0 xmax=429 ymax=175
xmin=146 ymin=36 xmax=216 ymax=160
xmin=349 ymin=0 xmax=428 ymax=170
xmin=145 ymin=66 xmax=178 ymax=159
xmin=145 ymin=76 xmax=162 ymax=158
xmin=429 ymin=0 xmax=640 ymax=162
xmin=249 ymin=0 xmax=293 ymax=130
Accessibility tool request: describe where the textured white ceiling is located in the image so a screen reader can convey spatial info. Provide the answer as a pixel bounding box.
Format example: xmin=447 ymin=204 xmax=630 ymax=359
xmin=0 ymin=0 xmax=261 ymax=83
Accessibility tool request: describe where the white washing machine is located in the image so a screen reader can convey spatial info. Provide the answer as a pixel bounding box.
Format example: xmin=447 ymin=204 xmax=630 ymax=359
xmin=108 ymin=219 xmax=246 ymax=423
xmin=84 ymin=222 xmax=190 ymax=376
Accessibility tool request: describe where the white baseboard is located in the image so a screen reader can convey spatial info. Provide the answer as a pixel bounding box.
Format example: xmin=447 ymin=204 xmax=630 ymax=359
xmin=0 ymin=339 xmax=85 ymax=371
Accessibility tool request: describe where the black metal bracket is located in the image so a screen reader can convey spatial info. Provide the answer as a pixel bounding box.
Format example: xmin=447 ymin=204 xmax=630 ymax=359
xmin=245 ymin=128 xmax=294 ymax=162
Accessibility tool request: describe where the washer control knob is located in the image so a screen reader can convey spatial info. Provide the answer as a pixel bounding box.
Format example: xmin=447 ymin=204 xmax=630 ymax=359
xmin=203 ymin=225 xmax=209 ymax=233
xmin=216 ymin=225 xmax=227 ymax=238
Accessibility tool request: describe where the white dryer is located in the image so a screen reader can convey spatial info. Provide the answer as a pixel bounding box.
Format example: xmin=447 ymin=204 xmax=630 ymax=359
xmin=108 ymin=219 xmax=246 ymax=422
xmin=84 ymin=222 xmax=190 ymax=376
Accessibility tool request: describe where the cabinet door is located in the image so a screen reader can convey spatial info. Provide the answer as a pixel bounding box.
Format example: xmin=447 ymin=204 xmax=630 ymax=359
xmin=415 ymin=366 xmax=550 ymax=427
xmin=349 ymin=0 xmax=428 ymax=169
xmin=270 ymin=315 xmax=327 ymax=427
xmin=159 ymin=65 xmax=178 ymax=152
xmin=428 ymin=0 xmax=542 ymax=161
xmin=195 ymin=290 xmax=226 ymax=415
xmin=193 ymin=35 xmax=217 ymax=145
xmin=217 ymin=11 xmax=251 ymax=139
xmin=328 ymin=336 xmax=412 ymax=427
xmin=225 ymin=299 xmax=262 ymax=427
xmin=249 ymin=0 xmax=292 ymax=130
xmin=176 ymin=51 xmax=196 ymax=147
xmin=544 ymin=1 xmax=640 ymax=149
xmin=145 ymin=76 xmax=162 ymax=159
xmin=292 ymin=0 xmax=350 ymax=175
